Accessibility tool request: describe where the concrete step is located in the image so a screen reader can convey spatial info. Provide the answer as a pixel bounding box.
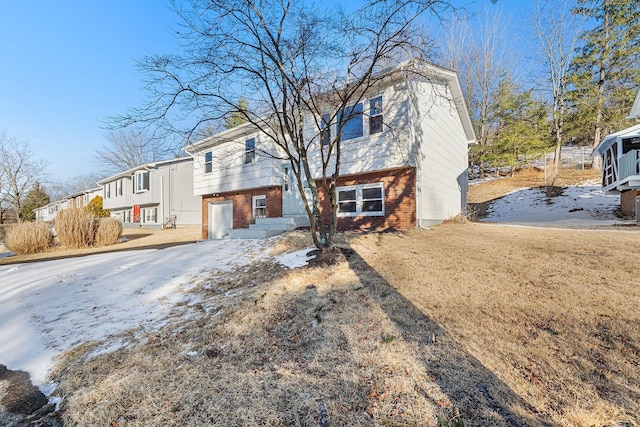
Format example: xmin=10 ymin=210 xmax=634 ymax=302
xmin=249 ymin=223 xmax=289 ymax=231
xmin=254 ymin=216 xmax=309 ymax=230
xmin=227 ymin=228 xmax=285 ymax=239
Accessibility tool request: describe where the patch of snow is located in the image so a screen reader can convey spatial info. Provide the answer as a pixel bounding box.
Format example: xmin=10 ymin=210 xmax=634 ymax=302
xmin=0 ymin=238 xmax=270 ymax=386
xmin=276 ymin=248 xmax=313 ymax=269
xmin=482 ymin=184 xmax=623 ymax=227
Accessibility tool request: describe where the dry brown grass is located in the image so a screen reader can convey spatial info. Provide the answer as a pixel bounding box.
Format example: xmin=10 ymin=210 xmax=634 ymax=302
xmin=3 ymin=222 xmax=53 ymax=255
xmin=49 ymin=221 xmax=640 ymax=426
xmin=54 ymin=208 xmax=97 ymax=248
xmin=0 ymin=226 xmax=201 ymax=265
xmin=95 ymin=217 xmax=123 ymax=246
xmin=350 ymin=224 xmax=640 ymax=426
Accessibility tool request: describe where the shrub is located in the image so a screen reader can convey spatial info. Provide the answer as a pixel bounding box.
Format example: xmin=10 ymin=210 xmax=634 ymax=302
xmin=86 ymin=195 xmax=110 ymax=218
xmin=4 ymin=222 xmax=53 ymax=255
xmin=95 ymin=217 xmax=123 ymax=246
xmin=55 ymin=208 xmax=97 ymax=248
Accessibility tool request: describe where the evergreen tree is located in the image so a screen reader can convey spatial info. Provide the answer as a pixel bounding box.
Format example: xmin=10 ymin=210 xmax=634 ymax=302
xmin=223 ymin=97 xmax=249 ymax=129
xmin=20 ymin=182 xmax=50 ymax=222
xmin=567 ymin=0 xmax=640 ymax=151
xmin=491 ymin=79 xmax=553 ymax=174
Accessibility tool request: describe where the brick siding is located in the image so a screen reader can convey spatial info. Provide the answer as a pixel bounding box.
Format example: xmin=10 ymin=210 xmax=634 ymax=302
xmin=201 ymin=186 xmax=282 ymax=239
xmin=315 ymin=167 xmax=416 ymax=231
xmin=200 ymin=167 xmax=416 ymax=238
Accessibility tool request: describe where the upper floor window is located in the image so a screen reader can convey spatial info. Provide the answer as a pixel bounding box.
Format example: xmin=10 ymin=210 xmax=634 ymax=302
xmin=369 ymin=96 xmax=383 ymax=134
xmin=135 ymin=171 xmax=150 ymax=193
xmin=339 ymin=103 xmax=363 ymax=141
xmin=205 ymin=151 xmax=213 ymax=173
xmin=105 ymin=183 xmax=111 ymax=199
xmin=245 ymin=138 xmax=256 ymax=164
xmin=116 ymin=179 xmax=123 ymax=196
xmin=321 ymin=113 xmax=331 ymax=146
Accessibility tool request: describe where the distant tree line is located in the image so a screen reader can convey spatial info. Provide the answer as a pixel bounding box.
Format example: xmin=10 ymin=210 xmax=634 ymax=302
xmin=441 ymin=0 xmax=640 ymax=178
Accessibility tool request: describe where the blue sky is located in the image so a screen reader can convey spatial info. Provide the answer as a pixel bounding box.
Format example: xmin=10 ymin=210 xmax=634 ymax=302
xmin=0 ymin=1 xmax=180 ymax=183
xmin=0 ymin=0 xmax=529 ymax=184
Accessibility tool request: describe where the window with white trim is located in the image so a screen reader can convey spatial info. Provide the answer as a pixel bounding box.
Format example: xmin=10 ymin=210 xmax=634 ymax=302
xmin=338 ymin=103 xmax=363 ymax=141
xmin=116 ymin=179 xmax=123 ymax=196
xmin=142 ymin=207 xmax=157 ymax=223
xmin=135 ymin=171 xmax=150 ymax=193
xmin=123 ymin=210 xmax=131 ymax=223
xmin=252 ymin=195 xmax=266 ymax=219
xmin=204 ymin=151 xmax=213 ymax=173
xmin=337 ymin=183 xmax=384 ymax=217
xmin=369 ymin=96 xmax=383 ymax=134
xmin=320 ymin=113 xmax=331 ymax=146
xmin=245 ymin=138 xmax=256 ymax=164
xmin=105 ymin=183 xmax=111 ymax=199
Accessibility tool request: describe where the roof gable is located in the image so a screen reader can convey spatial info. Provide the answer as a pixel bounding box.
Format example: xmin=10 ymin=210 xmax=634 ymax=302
xmin=628 ymin=87 xmax=640 ymax=120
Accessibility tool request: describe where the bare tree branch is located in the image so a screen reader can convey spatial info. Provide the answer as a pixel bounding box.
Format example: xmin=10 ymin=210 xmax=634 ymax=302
xmin=0 ymin=131 xmax=49 ymax=222
xmin=109 ymin=0 xmax=459 ymax=249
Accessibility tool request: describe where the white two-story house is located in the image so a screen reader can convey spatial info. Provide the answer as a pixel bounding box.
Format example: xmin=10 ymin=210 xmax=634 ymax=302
xmin=97 ymin=157 xmax=201 ymax=228
xmin=593 ymin=88 xmax=640 ymax=218
xmin=187 ymin=60 xmax=476 ymax=239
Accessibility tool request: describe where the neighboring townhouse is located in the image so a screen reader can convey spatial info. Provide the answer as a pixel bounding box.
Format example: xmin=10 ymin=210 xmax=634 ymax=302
xmin=35 ymin=199 xmax=70 ymax=222
xmin=187 ymin=60 xmax=476 ymax=239
xmin=34 ymin=187 xmax=102 ymax=222
xmin=68 ymin=187 xmax=102 ymax=209
xmin=593 ymin=86 xmax=640 ymax=219
xmin=97 ymin=157 xmax=201 ymax=228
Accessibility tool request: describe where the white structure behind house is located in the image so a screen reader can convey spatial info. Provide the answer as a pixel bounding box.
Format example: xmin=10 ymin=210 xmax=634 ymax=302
xmin=594 ymin=86 xmax=640 ymax=218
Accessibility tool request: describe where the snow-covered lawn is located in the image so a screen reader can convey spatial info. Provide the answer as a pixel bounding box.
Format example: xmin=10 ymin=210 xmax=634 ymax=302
xmin=481 ymin=183 xmax=624 ymax=227
xmin=0 ymin=238 xmax=310 ymax=389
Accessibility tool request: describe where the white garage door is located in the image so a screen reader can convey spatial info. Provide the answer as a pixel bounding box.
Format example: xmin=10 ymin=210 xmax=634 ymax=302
xmin=208 ymin=201 xmax=233 ymax=239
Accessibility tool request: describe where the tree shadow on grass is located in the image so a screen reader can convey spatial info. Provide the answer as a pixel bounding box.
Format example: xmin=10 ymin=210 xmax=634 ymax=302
xmin=340 ymin=247 xmax=556 ymax=427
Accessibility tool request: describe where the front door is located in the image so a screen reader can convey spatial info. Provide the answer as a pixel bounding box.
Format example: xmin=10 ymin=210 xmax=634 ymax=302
xmin=281 ymin=164 xmax=307 ymax=216
xmin=208 ymin=201 xmax=233 ymax=239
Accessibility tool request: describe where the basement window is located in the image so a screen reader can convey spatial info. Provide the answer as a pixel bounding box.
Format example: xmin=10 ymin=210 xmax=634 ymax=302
xmin=253 ymin=195 xmax=266 ymax=219
xmin=337 ymin=182 xmax=384 ymax=217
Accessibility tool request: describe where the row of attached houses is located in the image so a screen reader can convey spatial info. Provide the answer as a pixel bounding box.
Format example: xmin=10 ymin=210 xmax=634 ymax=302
xmin=186 ymin=61 xmax=476 ymax=239
xmin=37 ymin=60 xmax=475 ymax=238
xmin=36 ymin=158 xmax=202 ymax=229
xmin=35 ymin=187 xmax=102 ymax=222
xmin=593 ymin=88 xmax=640 ymax=219
xmin=97 ymin=157 xmax=201 ymax=228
